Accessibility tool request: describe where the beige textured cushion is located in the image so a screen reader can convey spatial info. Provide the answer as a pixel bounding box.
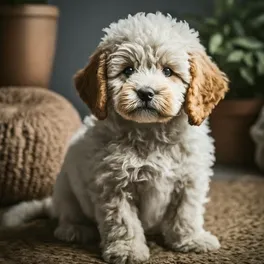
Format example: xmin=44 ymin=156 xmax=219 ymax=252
xmin=0 ymin=87 xmax=81 ymax=206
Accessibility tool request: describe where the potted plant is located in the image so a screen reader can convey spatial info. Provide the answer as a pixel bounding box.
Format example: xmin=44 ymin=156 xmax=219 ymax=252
xmin=0 ymin=0 xmax=59 ymax=88
xmin=187 ymin=0 xmax=264 ymax=166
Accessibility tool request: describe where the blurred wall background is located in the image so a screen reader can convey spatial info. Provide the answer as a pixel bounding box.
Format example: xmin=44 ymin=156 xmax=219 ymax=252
xmin=49 ymin=0 xmax=213 ymax=118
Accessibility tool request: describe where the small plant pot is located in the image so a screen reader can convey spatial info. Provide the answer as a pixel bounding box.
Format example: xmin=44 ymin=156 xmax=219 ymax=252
xmin=210 ymin=98 xmax=264 ymax=167
xmin=0 ymin=4 xmax=59 ymax=88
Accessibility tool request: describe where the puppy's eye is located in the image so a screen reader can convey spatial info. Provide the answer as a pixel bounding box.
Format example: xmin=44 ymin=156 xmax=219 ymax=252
xmin=123 ymin=67 xmax=134 ymax=77
xmin=162 ymin=67 xmax=173 ymax=77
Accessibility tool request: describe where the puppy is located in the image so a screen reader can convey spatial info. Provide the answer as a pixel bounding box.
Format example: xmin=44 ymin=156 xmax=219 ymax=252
xmin=2 ymin=12 xmax=229 ymax=264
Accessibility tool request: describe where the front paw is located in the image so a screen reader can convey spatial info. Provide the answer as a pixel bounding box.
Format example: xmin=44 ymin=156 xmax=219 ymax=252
xmin=103 ymin=240 xmax=150 ymax=264
xmin=169 ymin=231 xmax=220 ymax=253
xmin=54 ymin=223 xmax=97 ymax=244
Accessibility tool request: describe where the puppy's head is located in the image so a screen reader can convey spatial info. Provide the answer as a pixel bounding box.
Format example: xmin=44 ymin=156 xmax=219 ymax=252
xmin=74 ymin=12 xmax=229 ymax=125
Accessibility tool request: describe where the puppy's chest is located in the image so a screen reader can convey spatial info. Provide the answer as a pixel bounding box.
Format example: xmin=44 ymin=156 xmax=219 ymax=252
xmin=121 ymin=146 xmax=183 ymax=231
xmin=123 ymin=146 xmax=180 ymax=184
xmin=133 ymin=174 xmax=176 ymax=232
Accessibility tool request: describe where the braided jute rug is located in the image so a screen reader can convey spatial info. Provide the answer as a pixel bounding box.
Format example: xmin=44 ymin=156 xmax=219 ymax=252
xmin=0 ymin=178 xmax=264 ymax=264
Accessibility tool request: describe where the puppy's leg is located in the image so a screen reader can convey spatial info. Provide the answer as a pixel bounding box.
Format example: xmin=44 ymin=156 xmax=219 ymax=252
xmin=54 ymin=204 xmax=98 ymax=245
xmin=96 ymin=193 xmax=149 ymax=264
xmin=55 ymin=222 xmax=97 ymax=244
xmin=162 ymin=178 xmax=220 ymax=253
xmin=53 ymin=173 xmax=98 ymax=244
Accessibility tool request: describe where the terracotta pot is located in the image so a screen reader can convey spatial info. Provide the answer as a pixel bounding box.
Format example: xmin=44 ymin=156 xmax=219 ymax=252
xmin=210 ymin=99 xmax=264 ymax=167
xmin=0 ymin=5 xmax=59 ymax=88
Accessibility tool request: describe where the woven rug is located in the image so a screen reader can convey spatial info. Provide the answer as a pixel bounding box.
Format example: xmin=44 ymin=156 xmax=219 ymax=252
xmin=0 ymin=178 xmax=264 ymax=264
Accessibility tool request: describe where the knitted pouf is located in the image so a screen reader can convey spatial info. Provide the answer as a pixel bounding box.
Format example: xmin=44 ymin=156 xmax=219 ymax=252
xmin=0 ymin=87 xmax=81 ymax=206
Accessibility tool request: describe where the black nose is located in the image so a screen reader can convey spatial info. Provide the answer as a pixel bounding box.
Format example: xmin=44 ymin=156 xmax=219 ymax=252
xmin=137 ymin=87 xmax=155 ymax=102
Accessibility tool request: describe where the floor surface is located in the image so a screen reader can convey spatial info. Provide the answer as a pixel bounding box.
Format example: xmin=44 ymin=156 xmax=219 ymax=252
xmin=1 ymin=178 xmax=264 ymax=264
xmin=213 ymin=164 xmax=263 ymax=180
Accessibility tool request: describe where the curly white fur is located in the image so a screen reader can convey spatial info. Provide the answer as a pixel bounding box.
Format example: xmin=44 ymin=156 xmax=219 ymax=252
xmin=2 ymin=12 xmax=222 ymax=264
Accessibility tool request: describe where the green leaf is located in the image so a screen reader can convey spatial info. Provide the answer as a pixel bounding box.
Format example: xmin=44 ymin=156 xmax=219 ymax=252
xmin=257 ymin=62 xmax=264 ymax=75
xmin=255 ymin=51 xmax=264 ymax=64
xmin=243 ymin=53 xmax=254 ymax=67
xmin=227 ymin=50 xmax=244 ymax=62
xmin=240 ymin=67 xmax=255 ymax=85
xmin=204 ymin=18 xmax=218 ymax=26
xmin=214 ymin=47 xmax=227 ymax=56
xmin=215 ymin=0 xmax=225 ymax=17
xmin=232 ymin=37 xmax=264 ymax=50
xmin=209 ymin=33 xmax=223 ymax=54
xmin=225 ymin=41 xmax=233 ymax=51
xmin=232 ymin=20 xmax=245 ymax=36
xmin=223 ymin=24 xmax=231 ymax=36
xmin=226 ymin=0 xmax=235 ymax=8
xmin=256 ymin=51 xmax=264 ymax=75
xmin=251 ymin=14 xmax=264 ymax=28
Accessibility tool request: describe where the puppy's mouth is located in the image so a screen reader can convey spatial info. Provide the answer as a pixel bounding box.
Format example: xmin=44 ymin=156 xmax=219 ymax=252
xmin=128 ymin=104 xmax=173 ymax=119
xmin=116 ymin=97 xmax=175 ymax=123
xmin=130 ymin=105 xmax=156 ymax=114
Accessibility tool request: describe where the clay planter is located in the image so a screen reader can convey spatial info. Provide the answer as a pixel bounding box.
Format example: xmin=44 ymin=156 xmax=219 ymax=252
xmin=210 ymin=99 xmax=264 ymax=167
xmin=0 ymin=5 xmax=59 ymax=88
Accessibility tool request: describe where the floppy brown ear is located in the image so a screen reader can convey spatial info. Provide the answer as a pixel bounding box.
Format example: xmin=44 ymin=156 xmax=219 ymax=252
xmin=185 ymin=51 xmax=229 ymax=126
xmin=74 ymin=50 xmax=108 ymax=120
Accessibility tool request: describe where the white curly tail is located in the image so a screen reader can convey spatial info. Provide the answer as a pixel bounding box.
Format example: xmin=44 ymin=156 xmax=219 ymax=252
xmin=1 ymin=197 xmax=53 ymax=227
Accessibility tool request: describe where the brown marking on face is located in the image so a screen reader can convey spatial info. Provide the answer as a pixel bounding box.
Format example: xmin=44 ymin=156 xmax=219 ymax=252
xmin=116 ymin=82 xmax=137 ymax=117
xmin=116 ymin=82 xmax=174 ymax=123
xmin=153 ymin=87 xmax=174 ymax=116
